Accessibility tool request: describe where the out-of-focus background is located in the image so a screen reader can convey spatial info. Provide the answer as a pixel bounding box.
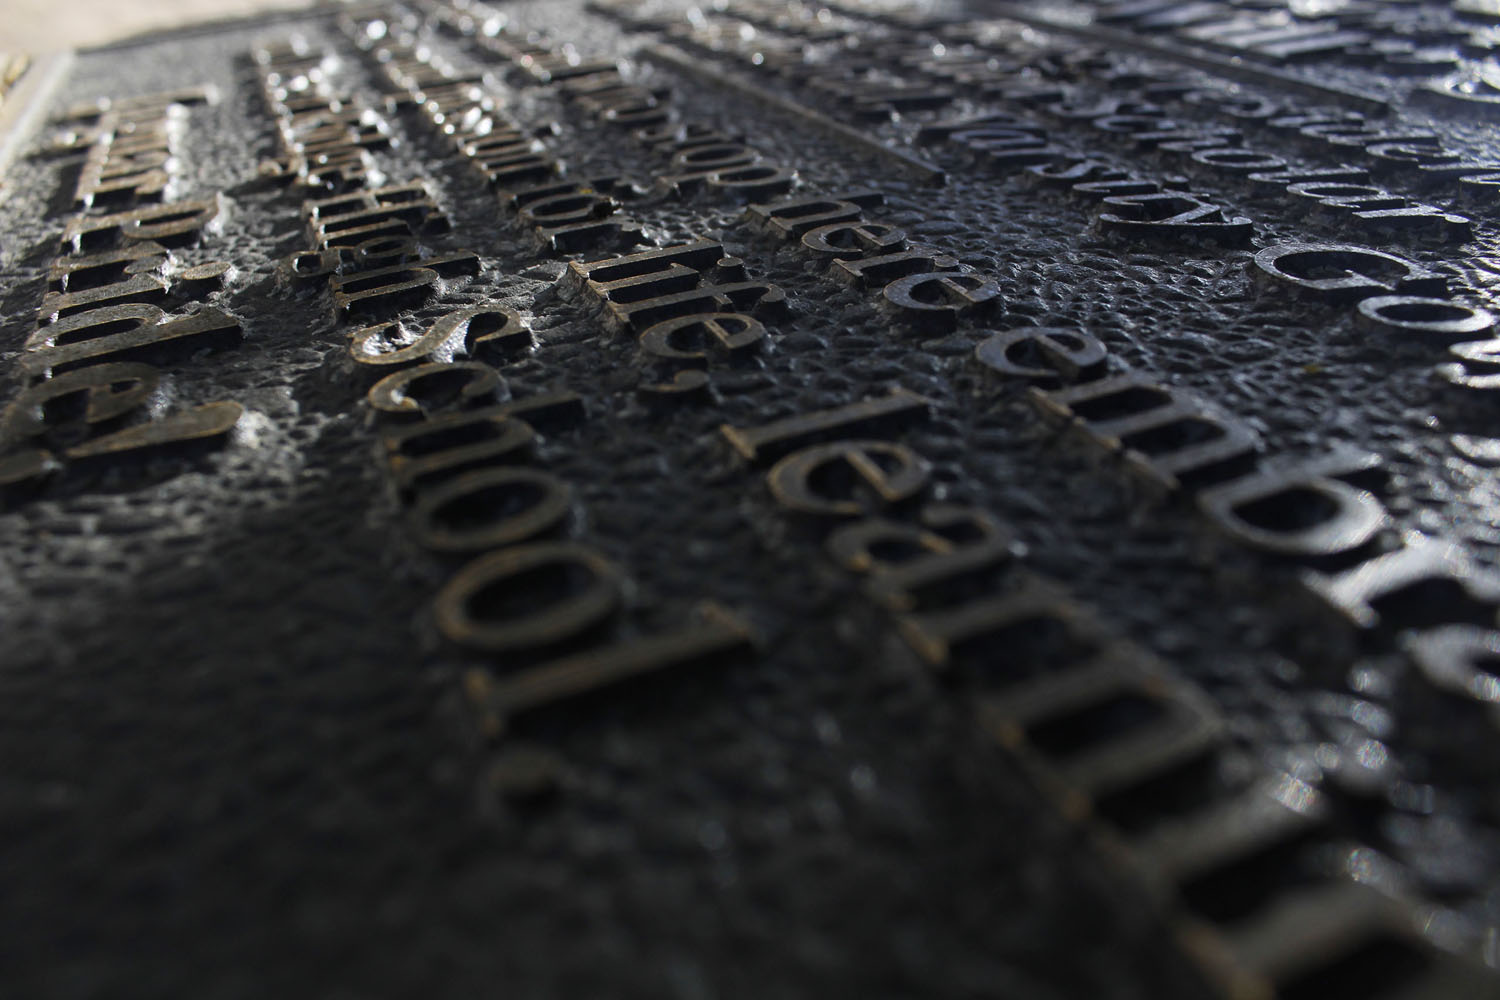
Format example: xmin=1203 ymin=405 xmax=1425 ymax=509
xmin=8 ymin=0 xmax=315 ymax=53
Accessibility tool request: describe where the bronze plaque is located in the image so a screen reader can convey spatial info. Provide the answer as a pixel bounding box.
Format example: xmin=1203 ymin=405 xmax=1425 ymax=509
xmin=5 ymin=1 xmax=1500 ymax=996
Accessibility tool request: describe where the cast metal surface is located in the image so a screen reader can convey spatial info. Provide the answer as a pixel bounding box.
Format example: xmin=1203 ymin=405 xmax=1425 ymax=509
xmin=5 ymin=1 xmax=1500 ymax=997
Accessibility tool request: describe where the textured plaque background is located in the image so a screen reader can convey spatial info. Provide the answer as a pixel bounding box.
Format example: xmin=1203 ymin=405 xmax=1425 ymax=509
xmin=5 ymin=2 xmax=1500 ymax=997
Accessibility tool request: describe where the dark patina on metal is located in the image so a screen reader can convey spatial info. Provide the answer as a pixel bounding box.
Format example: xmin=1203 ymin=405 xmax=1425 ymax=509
xmin=6 ymin=2 xmax=1500 ymax=997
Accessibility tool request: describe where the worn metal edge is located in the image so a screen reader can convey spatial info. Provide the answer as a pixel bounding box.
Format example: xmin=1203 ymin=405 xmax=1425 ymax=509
xmin=75 ymin=3 xmax=337 ymax=55
xmin=0 ymin=50 xmax=73 ymax=204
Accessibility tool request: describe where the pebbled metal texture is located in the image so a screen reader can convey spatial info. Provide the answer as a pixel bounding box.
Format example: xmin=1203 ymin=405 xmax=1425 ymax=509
xmin=5 ymin=2 xmax=1500 ymax=997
